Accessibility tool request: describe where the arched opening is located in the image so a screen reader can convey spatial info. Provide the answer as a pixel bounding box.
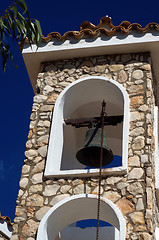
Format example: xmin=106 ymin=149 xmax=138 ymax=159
xmin=58 ymin=219 xmax=119 ymax=240
xmin=45 ymin=76 xmax=129 ymax=177
xmin=154 ymin=106 xmax=159 ymax=204
xmin=36 ymin=194 xmax=126 ymax=240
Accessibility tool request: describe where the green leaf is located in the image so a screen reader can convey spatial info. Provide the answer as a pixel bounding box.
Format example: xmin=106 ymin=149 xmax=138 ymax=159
xmin=25 ymin=20 xmax=36 ymax=46
xmin=11 ymin=21 xmax=16 ymax=40
xmin=0 ymin=29 xmax=3 ymax=41
xmin=16 ymin=20 xmax=26 ymax=34
xmin=7 ymin=16 xmax=12 ymax=28
xmin=26 ymin=26 xmax=32 ymax=45
xmin=3 ymin=19 xmax=11 ymax=34
xmin=18 ymin=0 xmax=28 ymax=12
xmin=12 ymin=5 xmax=18 ymax=18
xmin=8 ymin=49 xmax=14 ymax=64
xmin=35 ymin=20 xmax=42 ymax=36
xmin=26 ymin=20 xmax=36 ymax=35
xmin=34 ymin=20 xmax=42 ymax=48
xmin=15 ymin=0 xmax=27 ymax=13
xmin=16 ymin=30 xmax=22 ymax=40
xmin=2 ymin=47 xmax=8 ymax=71
xmin=9 ymin=10 xmax=15 ymax=20
xmin=16 ymin=25 xmax=22 ymax=36
xmin=17 ymin=11 xmax=25 ymax=23
xmin=0 ymin=18 xmax=3 ymax=28
xmin=0 ymin=19 xmax=4 ymax=38
xmin=25 ymin=10 xmax=30 ymax=19
xmin=31 ymin=28 xmax=35 ymax=42
xmin=0 ymin=0 xmax=42 ymax=71
xmin=15 ymin=1 xmax=26 ymax=13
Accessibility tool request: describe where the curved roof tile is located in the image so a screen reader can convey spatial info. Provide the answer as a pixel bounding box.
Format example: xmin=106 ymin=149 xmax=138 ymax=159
xmin=40 ymin=16 xmax=159 ymax=42
xmin=0 ymin=214 xmax=13 ymax=226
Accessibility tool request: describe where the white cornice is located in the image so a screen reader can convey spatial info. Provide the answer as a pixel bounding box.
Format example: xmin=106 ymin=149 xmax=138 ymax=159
xmin=22 ymin=30 xmax=159 ymax=103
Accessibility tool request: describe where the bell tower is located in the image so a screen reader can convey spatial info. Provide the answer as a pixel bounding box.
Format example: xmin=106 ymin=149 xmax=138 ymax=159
xmin=10 ymin=17 xmax=159 ymax=240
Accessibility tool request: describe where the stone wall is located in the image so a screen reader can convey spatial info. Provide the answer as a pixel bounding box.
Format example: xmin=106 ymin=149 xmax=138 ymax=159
xmin=11 ymin=53 xmax=158 ymax=240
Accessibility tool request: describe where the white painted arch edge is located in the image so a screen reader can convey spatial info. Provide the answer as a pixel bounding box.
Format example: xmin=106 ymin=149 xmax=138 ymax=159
xmin=36 ymin=194 xmax=126 ymax=240
xmin=44 ymin=76 xmax=130 ymax=177
xmin=154 ymin=106 xmax=159 ymax=205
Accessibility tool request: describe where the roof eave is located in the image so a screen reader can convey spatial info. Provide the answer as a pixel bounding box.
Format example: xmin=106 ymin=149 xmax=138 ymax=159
xmin=22 ymin=31 xmax=159 ymax=102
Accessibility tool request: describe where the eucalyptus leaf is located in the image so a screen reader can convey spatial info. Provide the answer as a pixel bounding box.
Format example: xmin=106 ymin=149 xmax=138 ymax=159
xmin=15 ymin=1 xmax=26 ymax=13
xmin=0 ymin=0 xmax=42 ymax=71
xmin=3 ymin=19 xmax=11 ymax=34
xmin=9 ymin=10 xmax=15 ymax=20
xmin=16 ymin=20 xmax=26 ymax=34
xmin=12 ymin=5 xmax=18 ymax=18
xmin=0 ymin=29 xmax=3 ymax=41
xmin=0 ymin=18 xmax=3 ymax=27
xmin=8 ymin=49 xmax=14 ymax=64
xmin=17 ymin=11 xmax=25 ymax=23
xmin=11 ymin=21 xmax=16 ymax=40
xmin=35 ymin=20 xmax=42 ymax=36
xmin=17 ymin=0 xmax=28 ymax=13
xmin=25 ymin=10 xmax=30 ymax=19
xmin=7 ymin=16 xmax=12 ymax=28
xmin=2 ymin=47 xmax=8 ymax=71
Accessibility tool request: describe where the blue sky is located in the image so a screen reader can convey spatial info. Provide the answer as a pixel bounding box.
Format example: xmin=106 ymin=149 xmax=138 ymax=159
xmin=0 ymin=0 xmax=159 ymax=221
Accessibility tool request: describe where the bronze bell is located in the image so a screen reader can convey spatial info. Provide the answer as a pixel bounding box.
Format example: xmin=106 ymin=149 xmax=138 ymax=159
xmin=76 ymin=127 xmax=113 ymax=168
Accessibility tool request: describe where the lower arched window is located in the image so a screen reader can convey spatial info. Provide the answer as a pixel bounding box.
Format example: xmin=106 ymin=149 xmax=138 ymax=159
xmin=36 ymin=194 xmax=126 ymax=240
xmin=58 ymin=219 xmax=119 ymax=240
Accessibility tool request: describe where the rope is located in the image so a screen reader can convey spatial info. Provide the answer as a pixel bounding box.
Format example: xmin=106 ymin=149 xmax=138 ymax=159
xmin=96 ymin=101 xmax=106 ymax=240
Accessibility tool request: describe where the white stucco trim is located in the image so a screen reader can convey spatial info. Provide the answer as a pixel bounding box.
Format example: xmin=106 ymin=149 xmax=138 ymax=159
xmin=44 ymin=76 xmax=129 ymax=178
xmin=154 ymin=106 xmax=159 ymax=204
xmin=36 ymin=194 xmax=126 ymax=240
xmin=0 ymin=220 xmax=12 ymax=238
xmin=156 ymin=227 xmax=159 ymax=239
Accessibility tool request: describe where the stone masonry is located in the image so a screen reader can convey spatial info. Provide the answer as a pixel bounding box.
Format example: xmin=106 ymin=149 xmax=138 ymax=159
xmin=10 ymin=52 xmax=158 ymax=240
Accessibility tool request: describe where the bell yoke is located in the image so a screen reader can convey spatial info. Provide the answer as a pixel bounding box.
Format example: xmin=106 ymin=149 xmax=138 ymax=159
xmin=64 ymin=100 xmax=123 ymax=168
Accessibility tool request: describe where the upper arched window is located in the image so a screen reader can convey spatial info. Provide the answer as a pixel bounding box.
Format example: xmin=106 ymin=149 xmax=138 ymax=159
xmin=44 ymin=76 xmax=129 ymax=178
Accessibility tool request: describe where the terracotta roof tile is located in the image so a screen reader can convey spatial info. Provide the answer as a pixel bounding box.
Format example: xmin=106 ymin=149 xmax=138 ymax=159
xmin=0 ymin=214 xmax=13 ymax=226
xmin=40 ymin=16 xmax=159 ymax=42
xmin=21 ymin=17 xmax=159 ymax=50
